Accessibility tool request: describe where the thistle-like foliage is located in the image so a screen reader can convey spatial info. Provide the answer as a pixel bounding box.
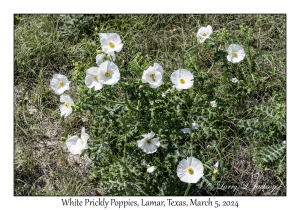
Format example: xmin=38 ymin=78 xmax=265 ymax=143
xmin=254 ymin=142 xmax=286 ymax=178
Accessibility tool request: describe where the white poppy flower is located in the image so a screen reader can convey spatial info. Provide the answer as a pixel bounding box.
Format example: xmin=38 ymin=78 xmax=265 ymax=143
xmin=210 ymin=100 xmax=217 ymax=107
xmin=85 ymin=67 xmax=104 ymax=90
xmin=227 ymin=44 xmax=246 ymax=63
xmin=50 ymin=74 xmax=70 ymax=95
xmin=66 ymin=127 xmax=89 ymax=155
xmin=96 ymin=53 xmax=116 ymax=66
xmin=142 ymin=63 xmax=164 ymax=88
xmin=97 ymin=61 xmax=120 ymax=85
xmin=231 ymin=78 xmax=239 ymax=83
xmin=99 ymin=33 xmax=123 ymax=55
xmin=147 ymin=166 xmax=156 ymax=173
xmin=181 ymin=128 xmax=191 ymax=134
xmin=196 ymin=25 xmax=213 ymax=43
xmin=192 ymin=122 xmax=199 ymax=130
xmin=59 ymin=95 xmax=74 ymax=118
xmin=170 ymin=69 xmax=194 ymax=91
xmin=177 ymin=156 xmax=204 ymax=183
xmin=137 ymin=131 xmax=160 ymax=154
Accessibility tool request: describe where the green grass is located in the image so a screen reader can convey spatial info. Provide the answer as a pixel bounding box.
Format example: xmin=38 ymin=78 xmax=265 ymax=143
xmin=14 ymin=14 xmax=286 ymax=196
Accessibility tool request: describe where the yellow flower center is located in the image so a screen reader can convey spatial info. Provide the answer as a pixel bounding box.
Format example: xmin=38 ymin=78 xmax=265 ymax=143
xmin=202 ymin=33 xmax=207 ymax=37
xmin=187 ymin=167 xmax=194 ymax=175
xmin=149 ymin=74 xmax=156 ymax=82
xmin=179 ymin=78 xmax=185 ymax=84
xmin=94 ymin=75 xmax=98 ymax=81
xmin=232 ymin=52 xmax=238 ymax=57
xmin=59 ymin=81 xmax=64 ymax=87
xmin=65 ymin=102 xmax=70 ymax=108
xmin=105 ymin=71 xmax=111 ymax=77
xmin=80 ymin=138 xmax=85 ymax=144
xmin=146 ymin=139 xmax=151 ymax=144
xmin=108 ymin=42 xmax=115 ymax=48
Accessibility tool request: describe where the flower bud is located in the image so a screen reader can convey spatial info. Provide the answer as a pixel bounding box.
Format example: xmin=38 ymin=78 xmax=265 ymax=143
xmin=213 ymin=169 xmax=219 ymax=175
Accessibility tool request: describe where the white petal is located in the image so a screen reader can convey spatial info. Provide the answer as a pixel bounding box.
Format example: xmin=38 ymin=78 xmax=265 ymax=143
xmin=137 ymin=139 xmax=146 ymax=148
xmin=147 ymin=166 xmax=156 ymax=173
xmin=207 ymin=25 xmax=213 ymax=35
xmin=96 ymin=54 xmax=105 ymax=66
xmin=149 ymin=131 xmax=155 ymax=139
xmin=86 ymin=67 xmax=99 ymax=76
xmin=60 ymin=95 xmax=67 ymax=103
xmin=213 ymin=161 xmax=219 ymax=170
xmin=181 ymin=128 xmax=190 ymax=134
xmin=153 ymin=63 xmax=164 ymax=74
xmin=82 ymin=142 xmax=89 ymax=150
xmin=190 ymin=157 xmax=204 ymax=172
xmin=85 ymin=75 xmax=96 ymax=89
xmin=231 ymin=78 xmax=239 ymax=83
xmin=81 ymin=127 xmax=90 ymax=141
xmin=69 ymin=97 xmax=75 ymax=106
xmin=227 ymin=55 xmax=233 ymax=63
xmin=210 ymin=100 xmax=217 ymax=107
xmin=56 ymin=84 xmax=70 ymax=95
xmin=151 ymin=138 xmax=160 ymax=147
xmin=66 ymin=136 xmax=81 ymax=154
xmin=64 ymin=107 xmax=72 ymax=117
xmin=60 ymin=106 xmax=68 ymax=117
xmin=94 ymin=82 xmax=104 ymax=90
xmin=113 ymin=43 xmax=124 ymax=52
xmin=232 ymin=56 xmax=243 ymax=63
xmin=170 ymin=70 xmax=180 ymax=85
xmin=177 ymin=159 xmax=189 ymax=178
xmin=192 ymin=122 xmax=199 ymax=130
xmin=180 ymin=80 xmax=194 ymax=90
xmin=147 ymin=143 xmax=158 ymax=154
xmin=181 ymin=69 xmax=194 ymax=81
xmin=50 ymin=78 xmax=59 ymax=90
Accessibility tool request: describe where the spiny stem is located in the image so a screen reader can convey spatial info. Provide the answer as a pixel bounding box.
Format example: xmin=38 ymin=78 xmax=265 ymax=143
xmin=134 ymin=184 xmax=149 ymax=196
xmin=207 ymin=62 xmax=215 ymax=74
xmin=184 ymin=183 xmax=191 ymax=196
xmin=190 ymin=126 xmax=193 ymax=156
xmin=110 ymin=154 xmax=134 ymax=180
xmin=124 ymin=93 xmax=139 ymax=112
